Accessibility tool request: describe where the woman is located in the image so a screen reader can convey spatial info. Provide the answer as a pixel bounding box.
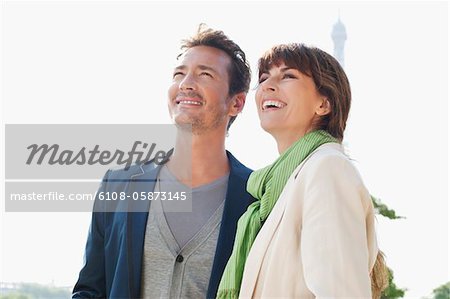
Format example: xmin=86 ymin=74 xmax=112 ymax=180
xmin=217 ymin=44 xmax=387 ymax=299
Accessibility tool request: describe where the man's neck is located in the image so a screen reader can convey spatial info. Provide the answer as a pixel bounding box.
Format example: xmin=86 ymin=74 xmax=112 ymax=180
xmin=165 ymin=132 xmax=230 ymax=188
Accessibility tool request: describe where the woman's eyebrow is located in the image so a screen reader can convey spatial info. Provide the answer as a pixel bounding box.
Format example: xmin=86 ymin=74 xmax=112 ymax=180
xmin=280 ymin=67 xmax=294 ymax=72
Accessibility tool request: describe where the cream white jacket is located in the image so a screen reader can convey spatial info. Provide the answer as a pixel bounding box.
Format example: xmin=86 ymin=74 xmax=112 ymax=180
xmin=239 ymin=143 xmax=379 ymax=299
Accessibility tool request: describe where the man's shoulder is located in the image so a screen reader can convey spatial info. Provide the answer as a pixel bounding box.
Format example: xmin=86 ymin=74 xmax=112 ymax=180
xmin=226 ymin=151 xmax=255 ymax=202
xmin=226 ymin=151 xmax=253 ymax=179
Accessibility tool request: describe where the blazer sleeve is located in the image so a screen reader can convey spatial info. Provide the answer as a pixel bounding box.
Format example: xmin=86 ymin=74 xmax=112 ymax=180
xmin=300 ymin=154 xmax=373 ymax=299
xmin=72 ymin=170 xmax=111 ymax=298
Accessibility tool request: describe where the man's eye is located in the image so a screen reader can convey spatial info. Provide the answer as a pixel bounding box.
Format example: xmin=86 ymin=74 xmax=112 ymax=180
xmin=173 ymin=72 xmax=184 ymax=78
xmin=200 ymin=72 xmax=213 ymax=78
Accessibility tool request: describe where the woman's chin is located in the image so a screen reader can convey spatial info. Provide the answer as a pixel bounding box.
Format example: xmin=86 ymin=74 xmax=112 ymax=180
xmin=260 ymin=122 xmax=280 ymax=136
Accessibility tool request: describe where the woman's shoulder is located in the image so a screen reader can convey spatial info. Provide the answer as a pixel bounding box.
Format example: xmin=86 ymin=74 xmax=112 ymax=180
xmin=298 ymin=142 xmax=348 ymax=170
xmin=309 ymin=142 xmax=347 ymax=161
xmin=294 ymin=142 xmax=363 ymax=184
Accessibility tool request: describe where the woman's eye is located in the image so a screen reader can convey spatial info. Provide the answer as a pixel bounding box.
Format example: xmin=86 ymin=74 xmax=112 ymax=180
xmin=258 ymin=76 xmax=268 ymax=83
xmin=283 ymin=73 xmax=297 ymax=79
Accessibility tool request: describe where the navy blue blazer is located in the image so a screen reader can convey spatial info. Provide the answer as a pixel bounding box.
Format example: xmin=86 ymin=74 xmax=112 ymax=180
xmin=73 ymin=151 xmax=254 ymax=299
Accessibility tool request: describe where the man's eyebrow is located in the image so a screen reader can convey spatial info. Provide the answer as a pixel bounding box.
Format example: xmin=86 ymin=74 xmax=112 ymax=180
xmin=173 ymin=64 xmax=219 ymax=73
xmin=174 ymin=65 xmax=186 ymax=71
xmin=197 ymin=65 xmax=218 ymax=73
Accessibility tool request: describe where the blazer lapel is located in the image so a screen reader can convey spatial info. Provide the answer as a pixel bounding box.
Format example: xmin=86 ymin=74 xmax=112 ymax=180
xmin=125 ymin=163 xmax=162 ymax=298
xmin=241 ymin=190 xmax=288 ymax=298
xmin=207 ymin=152 xmax=253 ymax=298
xmin=239 ymin=157 xmax=314 ymax=298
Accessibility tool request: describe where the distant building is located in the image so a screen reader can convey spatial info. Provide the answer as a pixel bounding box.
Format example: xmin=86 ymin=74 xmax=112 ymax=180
xmin=331 ymin=16 xmax=347 ymax=67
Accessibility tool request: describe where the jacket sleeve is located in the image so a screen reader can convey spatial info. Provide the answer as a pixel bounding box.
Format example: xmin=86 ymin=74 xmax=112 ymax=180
xmin=300 ymin=155 xmax=374 ymax=299
xmin=72 ymin=170 xmax=111 ymax=298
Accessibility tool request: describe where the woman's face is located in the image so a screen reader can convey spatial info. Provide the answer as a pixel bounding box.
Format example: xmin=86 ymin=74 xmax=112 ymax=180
xmin=256 ymin=62 xmax=325 ymax=137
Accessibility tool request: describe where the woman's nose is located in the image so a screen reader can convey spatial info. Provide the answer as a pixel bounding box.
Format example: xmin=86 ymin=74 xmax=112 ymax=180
xmin=261 ymin=77 xmax=276 ymax=92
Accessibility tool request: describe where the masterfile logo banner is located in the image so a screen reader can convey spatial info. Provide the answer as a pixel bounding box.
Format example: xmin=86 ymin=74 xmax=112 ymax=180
xmin=6 ymin=124 xmax=177 ymax=179
xmin=4 ymin=124 xmax=193 ymax=212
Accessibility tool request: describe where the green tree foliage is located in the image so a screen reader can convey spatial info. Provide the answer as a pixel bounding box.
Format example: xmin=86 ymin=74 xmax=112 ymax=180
xmin=0 ymin=283 xmax=70 ymax=299
xmin=0 ymin=293 xmax=30 ymax=299
xmin=373 ymin=197 xmax=406 ymax=298
xmin=381 ymin=268 xmax=407 ymax=299
xmin=431 ymin=281 xmax=450 ymax=299
xmin=372 ymin=196 xmax=404 ymax=220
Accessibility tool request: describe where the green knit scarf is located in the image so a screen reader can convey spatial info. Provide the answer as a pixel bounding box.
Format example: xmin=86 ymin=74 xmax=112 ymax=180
xmin=216 ymin=130 xmax=338 ymax=299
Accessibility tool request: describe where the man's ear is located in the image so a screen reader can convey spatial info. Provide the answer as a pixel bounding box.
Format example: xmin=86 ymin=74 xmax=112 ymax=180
xmin=316 ymin=98 xmax=331 ymax=116
xmin=229 ymin=92 xmax=246 ymax=116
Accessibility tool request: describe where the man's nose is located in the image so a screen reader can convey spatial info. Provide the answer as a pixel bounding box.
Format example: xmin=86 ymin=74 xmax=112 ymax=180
xmin=179 ymin=73 xmax=197 ymax=91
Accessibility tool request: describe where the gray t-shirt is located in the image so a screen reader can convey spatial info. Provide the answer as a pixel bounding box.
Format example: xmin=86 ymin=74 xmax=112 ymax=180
xmin=140 ymin=166 xmax=229 ymax=299
xmin=159 ymin=165 xmax=229 ymax=249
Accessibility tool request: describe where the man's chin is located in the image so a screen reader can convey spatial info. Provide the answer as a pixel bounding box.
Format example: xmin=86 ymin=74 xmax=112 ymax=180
xmin=174 ymin=123 xmax=207 ymax=136
xmin=172 ymin=117 xmax=223 ymax=135
xmin=174 ymin=123 xmax=193 ymax=131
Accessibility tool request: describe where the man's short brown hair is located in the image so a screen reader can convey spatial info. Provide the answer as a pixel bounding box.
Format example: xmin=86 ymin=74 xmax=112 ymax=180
xmin=179 ymin=24 xmax=251 ymax=130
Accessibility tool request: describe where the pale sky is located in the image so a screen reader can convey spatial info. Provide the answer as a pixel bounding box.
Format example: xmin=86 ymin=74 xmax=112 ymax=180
xmin=1 ymin=1 xmax=449 ymax=298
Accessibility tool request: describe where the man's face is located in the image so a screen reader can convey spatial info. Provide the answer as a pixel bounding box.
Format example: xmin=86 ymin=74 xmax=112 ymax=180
xmin=168 ymin=45 xmax=233 ymax=135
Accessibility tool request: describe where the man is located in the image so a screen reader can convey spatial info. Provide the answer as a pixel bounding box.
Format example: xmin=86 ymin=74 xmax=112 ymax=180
xmin=72 ymin=25 xmax=254 ymax=299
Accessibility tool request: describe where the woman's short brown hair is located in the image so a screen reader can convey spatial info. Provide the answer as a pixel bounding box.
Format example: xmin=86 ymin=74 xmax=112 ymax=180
xmin=258 ymin=43 xmax=351 ymax=141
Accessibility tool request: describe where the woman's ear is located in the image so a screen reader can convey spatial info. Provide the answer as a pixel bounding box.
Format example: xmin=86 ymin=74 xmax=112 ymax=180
xmin=316 ymin=98 xmax=331 ymax=116
xmin=229 ymin=92 xmax=246 ymax=116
